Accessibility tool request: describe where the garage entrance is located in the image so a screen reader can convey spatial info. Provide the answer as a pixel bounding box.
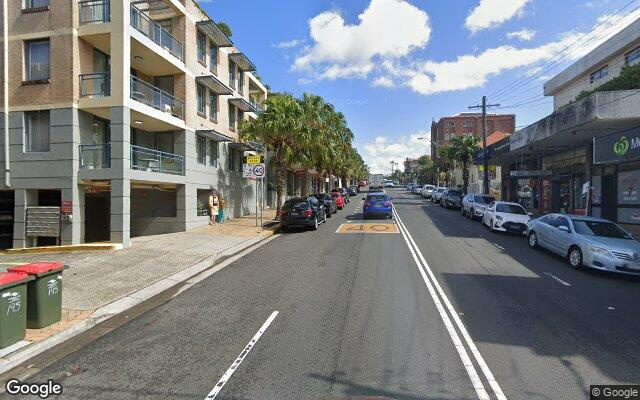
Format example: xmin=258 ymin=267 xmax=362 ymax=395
xmin=0 ymin=191 xmax=14 ymax=249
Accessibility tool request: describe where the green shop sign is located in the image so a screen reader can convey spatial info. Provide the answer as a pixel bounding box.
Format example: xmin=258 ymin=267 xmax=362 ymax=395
xmin=594 ymin=128 xmax=640 ymax=164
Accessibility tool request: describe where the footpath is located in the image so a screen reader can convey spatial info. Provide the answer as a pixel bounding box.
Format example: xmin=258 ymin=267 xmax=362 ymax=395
xmin=0 ymin=210 xmax=278 ymax=376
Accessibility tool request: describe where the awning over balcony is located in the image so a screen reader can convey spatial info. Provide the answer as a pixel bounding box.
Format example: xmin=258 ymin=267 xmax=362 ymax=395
xmin=196 ymin=129 xmax=234 ymax=142
xmin=229 ymin=53 xmax=257 ymax=72
xmin=228 ymin=97 xmax=255 ymax=112
xmin=196 ymin=20 xmax=233 ymax=47
xmin=196 ymin=75 xmax=233 ymax=95
xmin=229 ymin=141 xmax=262 ymax=152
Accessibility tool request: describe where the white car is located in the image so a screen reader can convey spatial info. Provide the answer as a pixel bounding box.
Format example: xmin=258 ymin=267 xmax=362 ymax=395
xmin=421 ymin=184 xmax=436 ymax=198
xmin=482 ymin=201 xmax=531 ymax=234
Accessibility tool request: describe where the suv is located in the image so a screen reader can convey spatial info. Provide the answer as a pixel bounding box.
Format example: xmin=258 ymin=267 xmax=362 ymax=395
xmin=280 ymin=197 xmax=326 ymax=231
xmin=441 ymin=188 xmax=464 ymax=209
xmin=431 ymin=187 xmax=446 ymax=203
xmin=461 ymin=193 xmax=495 ymax=220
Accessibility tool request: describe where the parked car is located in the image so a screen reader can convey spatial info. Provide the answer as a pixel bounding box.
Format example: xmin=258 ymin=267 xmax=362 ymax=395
xmin=527 ymin=214 xmax=640 ymax=273
xmin=441 ymin=188 xmax=464 ymax=209
xmin=359 ymin=180 xmax=367 ymax=187
xmin=406 ymin=183 xmax=415 ymax=192
xmin=332 ymin=188 xmax=350 ymax=203
xmin=412 ymin=185 xmax=422 ymax=195
xmin=482 ymin=201 xmax=531 ymax=234
xmin=385 ymin=182 xmax=395 ymax=188
xmin=312 ymin=193 xmax=337 ymax=217
xmin=421 ymin=184 xmax=436 ymax=198
xmin=363 ymin=193 xmax=393 ymax=219
xmin=280 ymin=196 xmax=326 ymax=231
xmin=331 ymin=192 xmax=345 ymax=209
xmin=431 ymin=187 xmax=447 ymax=203
xmin=461 ymin=193 xmax=495 ymax=220
xmin=348 ymin=186 xmax=358 ymax=196
xmin=369 ymin=185 xmax=385 ymax=193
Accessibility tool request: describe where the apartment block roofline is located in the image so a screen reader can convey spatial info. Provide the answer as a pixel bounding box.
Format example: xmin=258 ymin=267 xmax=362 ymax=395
xmin=544 ymin=17 xmax=640 ymax=96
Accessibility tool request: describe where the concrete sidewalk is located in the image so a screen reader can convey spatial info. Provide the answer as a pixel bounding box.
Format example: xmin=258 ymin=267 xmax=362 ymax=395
xmin=0 ymin=210 xmax=278 ymax=374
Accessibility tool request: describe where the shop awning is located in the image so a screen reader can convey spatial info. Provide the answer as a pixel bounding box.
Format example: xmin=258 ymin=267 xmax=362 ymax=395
xmin=228 ymin=97 xmax=255 ymax=112
xmin=196 ymin=20 xmax=233 ymax=47
xmin=196 ymin=75 xmax=233 ymax=95
xmin=196 ymin=129 xmax=234 ymax=142
xmin=229 ymin=53 xmax=257 ymax=72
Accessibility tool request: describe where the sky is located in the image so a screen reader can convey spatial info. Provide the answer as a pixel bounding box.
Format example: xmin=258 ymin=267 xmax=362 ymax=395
xmin=199 ymin=0 xmax=640 ymax=174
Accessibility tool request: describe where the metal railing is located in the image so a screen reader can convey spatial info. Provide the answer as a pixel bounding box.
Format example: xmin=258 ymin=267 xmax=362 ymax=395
xmin=79 ymin=0 xmax=110 ymax=24
xmin=130 ymin=76 xmax=184 ymax=119
xmin=80 ymin=72 xmax=110 ymax=97
xmin=130 ymin=5 xmax=184 ymax=62
xmin=79 ymin=144 xmax=111 ymax=169
xmin=130 ymin=145 xmax=185 ymax=175
xmin=250 ymin=98 xmax=265 ymax=113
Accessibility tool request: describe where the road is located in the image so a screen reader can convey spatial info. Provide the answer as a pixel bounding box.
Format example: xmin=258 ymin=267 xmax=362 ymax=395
xmin=2 ymin=188 xmax=640 ymax=399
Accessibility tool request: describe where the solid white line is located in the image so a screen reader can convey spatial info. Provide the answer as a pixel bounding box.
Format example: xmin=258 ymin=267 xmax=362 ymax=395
xmin=543 ymin=272 xmax=571 ymax=287
xmin=204 ymin=311 xmax=279 ymax=399
xmin=393 ymin=208 xmax=507 ymax=400
xmin=492 ymin=243 xmax=505 ymax=251
xmin=392 ymin=210 xmax=490 ymax=400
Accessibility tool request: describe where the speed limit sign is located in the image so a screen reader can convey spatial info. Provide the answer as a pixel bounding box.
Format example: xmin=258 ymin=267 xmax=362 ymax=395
xmin=253 ymin=164 xmax=265 ymax=179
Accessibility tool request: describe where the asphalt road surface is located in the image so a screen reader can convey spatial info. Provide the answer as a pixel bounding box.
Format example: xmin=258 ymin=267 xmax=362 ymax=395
xmin=2 ymin=188 xmax=640 ymax=399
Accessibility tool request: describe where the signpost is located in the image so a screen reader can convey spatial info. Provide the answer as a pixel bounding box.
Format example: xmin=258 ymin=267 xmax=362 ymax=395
xmin=243 ymin=161 xmax=267 ymax=227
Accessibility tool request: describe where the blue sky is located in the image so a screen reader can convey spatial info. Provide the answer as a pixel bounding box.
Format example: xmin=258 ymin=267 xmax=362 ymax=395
xmin=200 ymin=0 xmax=640 ymax=173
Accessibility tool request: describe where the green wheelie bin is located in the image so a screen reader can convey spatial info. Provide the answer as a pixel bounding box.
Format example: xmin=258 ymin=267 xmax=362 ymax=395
xmin=8 ymin=262 xmax=67 ymax=329
xmin=0 ymin=272 xmax=33 ymax=349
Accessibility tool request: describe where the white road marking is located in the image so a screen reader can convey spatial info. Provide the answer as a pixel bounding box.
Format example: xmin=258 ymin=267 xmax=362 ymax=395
xmin=204 ymin=311 xmax=279 ymax=399
xmin=393 ymin=208 xmax=507 ymax=400
xmin=492 ymin=243 xmax=505 ymax=251
xmin=543 ymin=272 xmax=571 ymax=287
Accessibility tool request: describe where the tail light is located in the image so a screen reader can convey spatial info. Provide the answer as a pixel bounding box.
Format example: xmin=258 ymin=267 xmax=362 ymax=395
xmin=304 ymin=209 xmax=313 ymax=217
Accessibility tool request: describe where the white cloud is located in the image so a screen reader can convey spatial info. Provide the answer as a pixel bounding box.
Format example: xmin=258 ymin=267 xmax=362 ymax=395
xmin=273 ymin=39 xmax=305 ymax=49
xmin=465 ymin=0 xmax=531 ymax=33
xmin=293 ymin=0 xmax=431 ymax=80
xmin=361 ymin=133 xmax=428 ymax=174
xmin=372 ymin=76 xmax=395 ymax=88
xmin=507 ymin=28 xmax=536 ymax=41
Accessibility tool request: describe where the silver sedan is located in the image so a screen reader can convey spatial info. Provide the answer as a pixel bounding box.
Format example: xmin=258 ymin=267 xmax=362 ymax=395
xmin=527 ymin=214 xmax=640 ymax=275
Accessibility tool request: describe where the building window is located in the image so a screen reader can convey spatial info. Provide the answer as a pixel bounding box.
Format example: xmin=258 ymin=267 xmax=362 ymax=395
xmin=24 ymin=0 xmax=49 ymax=9
xmin=196 ymin=135 xmax=206 ymax=165
xmin=238 ymin=71 xmax=244 ymax=95
xmin=197 ymin=31 xmax=206 ymax=65
xmin=462 ymin=120 xmax=474 ymax=132
xmin=209 ymin=140 xmax=219 ymax=167
xmin=197 ymin=84 xmax=206 ymax=116
xmin=590 ymin=65 xmax=609 ymax=84
xmin=209 ymin=92 xmax=218 ymax=122
xmin=25 ymin=39 xmax=50 ymax=81
xmin=625 ymin=47 xmax=640 ymax=66
xmin=228 ymin=105 xmax=236 ymax=131
xmin=209 ymin=42 xmax=218 ymax=74
xmin=24 ymin=110 xmax=50 ymax=152
xmin=228 ymin=60 xmax=236 ymax=88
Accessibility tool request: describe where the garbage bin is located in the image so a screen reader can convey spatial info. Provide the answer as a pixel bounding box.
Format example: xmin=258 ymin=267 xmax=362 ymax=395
xmin=8 ymin=262 xmax=67 ymax=329
xmin=0 ymin=272 xmax=32 ymax=349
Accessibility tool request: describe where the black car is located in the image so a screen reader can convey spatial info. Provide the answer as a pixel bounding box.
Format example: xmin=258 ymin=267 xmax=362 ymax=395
xmin=280 ymin=197 xmax=326 ymax=231
xmin=441 ymin=188 xmax=464 ymax=209
xmin=312 ymin=193 xmax=337 ymax=217
xmin=348 ymin=186 xmax=358 ymax=196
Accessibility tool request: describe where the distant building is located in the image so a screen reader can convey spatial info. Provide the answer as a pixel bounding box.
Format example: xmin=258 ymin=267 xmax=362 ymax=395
xmin=404 ymin=158 xmax=421 ymax=176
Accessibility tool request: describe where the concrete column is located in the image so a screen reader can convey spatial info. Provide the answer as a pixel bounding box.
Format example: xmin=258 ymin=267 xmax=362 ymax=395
xmin=110 ymin=0 xmax=131 ymax=104
xmin=110 ymin=179 xmax=130 ymax=247
xmin=13 ymin=189 xmax=36 ymax=248
xmin=110 ymin=107 xmax=131 ymax=247
xmin=60 ymin=187 xmax=85 ymax=245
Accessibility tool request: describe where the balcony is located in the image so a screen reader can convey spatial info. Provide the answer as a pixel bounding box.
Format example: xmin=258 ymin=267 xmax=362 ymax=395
xmin=131 ymin=145 xmax=184 ymax=175
xmin=80 ymin=72 xmax=110 ymax=98
xmin=79 ymin=0 xmax=110 ymax=24
xmin=80 ymin=144 xmax=110 ymax=169
xmin=249 ymin=98 xmax=265 ymax=113
xmin=130 ymin=4 xmax=184 ymax=62
xmin=130 ymin=76 xmax=184 ymax=120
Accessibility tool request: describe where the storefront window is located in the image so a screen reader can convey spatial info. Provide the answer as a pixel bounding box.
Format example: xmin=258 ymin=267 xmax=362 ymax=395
xmin=517 ymin=179 xmax=532 ymax=211
xmin=559 ymin=177 xmax=571 ymax=214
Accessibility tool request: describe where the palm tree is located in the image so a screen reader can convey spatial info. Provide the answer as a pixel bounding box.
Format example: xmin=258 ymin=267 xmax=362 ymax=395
xmin=437 ymin=145 xmax=456 ymax=186
xmin=240 ymin=93 xmax=303 ymax=215
xmin=449 ymin=135 xmax=481 ymax=193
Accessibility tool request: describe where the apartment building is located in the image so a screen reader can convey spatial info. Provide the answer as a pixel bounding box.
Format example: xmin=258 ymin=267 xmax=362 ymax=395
xmin=430 ymin=112 xmax=515 ymax=158
xmin=0 ymin=0 xmax=268 ymax=249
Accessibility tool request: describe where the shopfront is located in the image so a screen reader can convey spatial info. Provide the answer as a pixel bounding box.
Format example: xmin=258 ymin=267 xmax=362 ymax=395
xmin=541 ymin=147 xmax=589 ymax=215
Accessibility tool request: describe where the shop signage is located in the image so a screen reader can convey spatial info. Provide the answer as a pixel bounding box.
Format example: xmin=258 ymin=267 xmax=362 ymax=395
xmin=593 ymin=128 xmax=640 ymax=164
xmin=510 ymin=170 xmax=552 ymax=177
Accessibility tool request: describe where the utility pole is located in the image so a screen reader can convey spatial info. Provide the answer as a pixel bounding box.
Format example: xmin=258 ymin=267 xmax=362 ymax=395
xmin=469 ymin=96 xmax=500 ymax=194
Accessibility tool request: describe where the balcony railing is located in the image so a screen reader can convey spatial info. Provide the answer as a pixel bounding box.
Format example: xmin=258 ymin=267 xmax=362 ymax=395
xmin=80 ymin=72 xmax=110 ymax=97
xmin=130 ymin=76 xmax=184 ymax=120
xmin=131 ymin=145 xmax=185 ymax=175
xmin=250 ymin=98 xmax=265 ymax=113
xmin=79 ymin=144 xmax=110 ymax=169
xmin=79 ymin=0 xmax=110 ymax=24
xmin=130 ymin=5 xmax=184 ymax=62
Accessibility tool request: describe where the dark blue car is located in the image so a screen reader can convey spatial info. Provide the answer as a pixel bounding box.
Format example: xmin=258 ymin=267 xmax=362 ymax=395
xmin=363 ymin=193 xmax=393 ymax=219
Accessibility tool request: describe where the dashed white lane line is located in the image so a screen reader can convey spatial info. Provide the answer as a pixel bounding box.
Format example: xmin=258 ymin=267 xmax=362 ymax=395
xmin=543 ymin=272 xmax=572 ymax=287
xmin=393 ymin=208 xmax=507 ymax=400
xmin=204 ymin=311 xmax=279 ymax=399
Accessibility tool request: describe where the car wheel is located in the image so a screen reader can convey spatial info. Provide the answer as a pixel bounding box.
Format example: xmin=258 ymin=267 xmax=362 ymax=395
xmin=281 ymin=225 xmax=288 ymax=233
xmin=326 ymin=209 xmax=332 ymax=218
xmin=568 ymin=246 xmax=583 ymax=269
xmin=528 ymin=231 xmax=538 ymax=249
xmin=461 ymin=207 xmax=465 ymax=216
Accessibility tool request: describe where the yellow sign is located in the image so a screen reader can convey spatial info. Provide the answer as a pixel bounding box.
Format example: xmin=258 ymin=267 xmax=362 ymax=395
xmin=336 ymin=223 xmax=399 ymax=234
xmin=245 ymin=155 xmax=262 ymax=165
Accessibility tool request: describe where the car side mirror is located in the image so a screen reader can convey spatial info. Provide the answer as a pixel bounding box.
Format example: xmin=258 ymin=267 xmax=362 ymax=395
xmin=558 ymin=225 xmax=570 ymax=233
xmin=528 ymin=212 xmax=533 ymax=217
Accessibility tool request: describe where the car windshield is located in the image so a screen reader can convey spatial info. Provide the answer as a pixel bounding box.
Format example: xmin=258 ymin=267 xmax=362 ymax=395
xmin=571 ymin=219 xmax=631 ymax=239
xmin=367 ymin=195 xmax=388 ymax=202
xmin=448 ymin=190 xmax=462 ymax=196
xmin=437 ymin=188 xmax=445 ymax=193
xmin=312 ymin=194 xmax=327 ymax=201
xmin=283 ymin=201 xmax=308 ymax=210
xmin=474 ymin=195 xmax=494 ymax=204
xmin=496 ymin=204 xmax=527 ymax=214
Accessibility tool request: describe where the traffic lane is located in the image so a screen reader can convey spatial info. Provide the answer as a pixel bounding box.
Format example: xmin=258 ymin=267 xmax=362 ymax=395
xmin=393 ymin=190 xmax=640 ymax=399
xmin=3 ymin=196 xmax=476 ymax=400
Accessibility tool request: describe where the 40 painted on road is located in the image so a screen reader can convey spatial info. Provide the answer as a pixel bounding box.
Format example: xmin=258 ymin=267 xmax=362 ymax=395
xmin=336 ymin=223 xmax=399 ymax=234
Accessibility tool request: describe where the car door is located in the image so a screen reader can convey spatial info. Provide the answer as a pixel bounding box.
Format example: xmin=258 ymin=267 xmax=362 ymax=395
xmin=550 ymin=216 xmax=573 ymax=256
